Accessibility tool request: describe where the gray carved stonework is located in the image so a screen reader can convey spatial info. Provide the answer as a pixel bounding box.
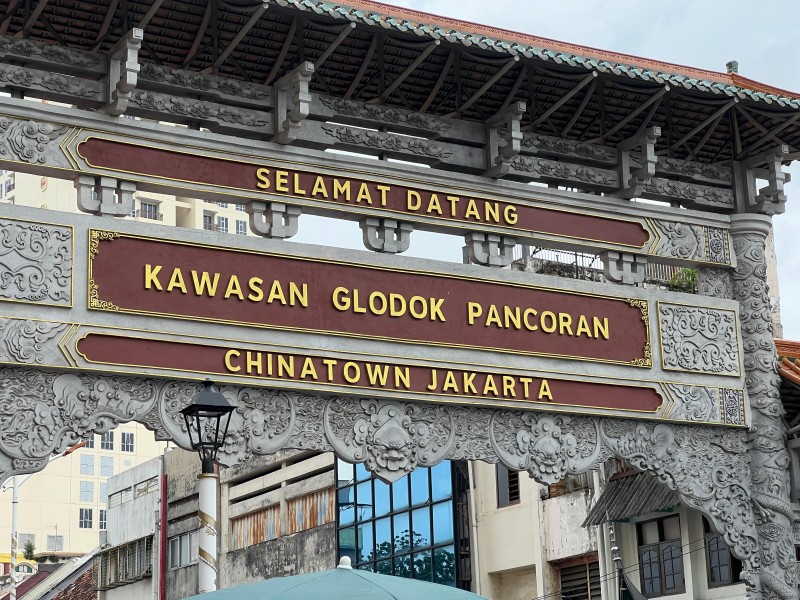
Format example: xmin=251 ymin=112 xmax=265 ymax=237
xmin=129 ymin=90 xmax=270 ymax=130
xmin=0 ymin=218 xmax=72 ymax=305
xmin=661 ymin=384 xmax=718 ymax=422
xmin=509 ymin=155 xmax=619 ymax=188
xmin=703 ymin=214 xmax=798 ymax=600
xmin=706 ymin=226 xmax=731 ymax=264
xmin=322 ymin=125 xmax=453 ymax=159
xmin=0 ymin=118 xmax=72 ymax=167
xmin=319 ymin=96 xmax=450 ymax=133
xmin=648 ymin=221 xmax=731 ymax=265
xmin=0 ymin=365 xmax=760 ymax=590
xmin=0 ymin=319 xmax=68 ymax=365
xmin=721 ymin=388 xmax=746 ymax=426
xmin=698 ymin=267 xmax=734 ymax=300
xmin=658 ymin=304 xmax=741 ymax=375
xmin=643 ymin=178 xmax=735 ymax=210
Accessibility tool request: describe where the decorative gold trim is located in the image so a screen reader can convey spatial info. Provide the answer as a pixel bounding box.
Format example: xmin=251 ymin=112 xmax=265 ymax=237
xmin=89 ymin=229 xmax=120 ymax=259
xmin=86 ymin=230 xmax=654 ymax=368
xmin=626 ymin=298 xmax=652 ymax=367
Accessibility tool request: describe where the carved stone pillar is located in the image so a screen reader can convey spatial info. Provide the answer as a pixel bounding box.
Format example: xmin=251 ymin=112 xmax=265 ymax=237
xmin=703 ymin=214 xmax=797 ymax=600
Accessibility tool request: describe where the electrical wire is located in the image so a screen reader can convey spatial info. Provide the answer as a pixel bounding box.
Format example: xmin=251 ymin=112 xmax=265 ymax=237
xmin=525 ymin=532 xmax=734 ymax=600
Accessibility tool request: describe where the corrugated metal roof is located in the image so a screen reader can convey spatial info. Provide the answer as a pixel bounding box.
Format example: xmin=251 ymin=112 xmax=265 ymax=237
xmin=583 ymin=472 xmax=680 ymax=527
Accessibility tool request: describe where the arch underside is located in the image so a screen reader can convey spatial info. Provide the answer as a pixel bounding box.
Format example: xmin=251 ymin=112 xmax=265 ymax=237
xmin=0 ymin=365 xmax=761 ymax=591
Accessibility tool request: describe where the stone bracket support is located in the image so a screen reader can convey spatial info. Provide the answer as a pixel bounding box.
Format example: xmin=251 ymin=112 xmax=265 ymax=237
xmin=484 ymin=101 xmax=526 ymax=178
xmin=614 ymin=126 xmax=660 ymax=199
xmin=600 ymin=251 xmax=647 ymax=285
xmin=246 ymin=200 xmax=301 ymax=239
xmin=741 ymin=145 xmax=790 ymax=215
xmin=359 ymin=217 xmax=413 ymax=253
xmin=465 ymin=232 xmax=516 ymax=267
xmin=272 ymin=61 xmax=314 ymax=145
xmin=75 ymin=175 xmax=135 ymax=217
xmin=101 ymin=28 xmax=143 ymax=116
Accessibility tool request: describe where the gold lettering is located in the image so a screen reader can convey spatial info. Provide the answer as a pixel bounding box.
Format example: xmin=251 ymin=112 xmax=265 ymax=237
xmin=443 ymin=371 xmax=459 ymax=392
xmin=352 ymin=289 xmax=367 ymax=314
xmin=333 ymin=179 xmax=351 ymax=200
xmin=277 ymin=355 xmax=294 ymax=377
xmin=343 ymin=362 xmax=360 ymax=384
xmin=502 ymin=376 xmax=516 ymax=398
xmin=300 ymin=358 xmax=318 ymax=380
xmin=430 ymin=298 xmax=446 ymax=322
xmin=332 ymin=287 xmax=349 ymax=311
xmin=356 ymin=183 xmax=373 ymax=204
xmin=366 ymin=364 xmax=389 ymax=386
xmin=167 ymin=268 xmax=188 ymax=294
xmin=485 ymin=202 xmax=499 ymax=223
xmin=538 ymin=379 xmax=553 ymax=400
xmin=446 ymin=195 xmax=460 ymax=216
xmin=485 ymin=304 xmax=502 ymax=327
xmin=483 ymin=374 xmax=498 ymax=396
xmin=224 ymin=350 xmax=240 ymax=372
xmin=144 ymin=264 xmax=163 ymax=290
xmin=267 ymin=280 xmax=286 ymax=305
xmin=465 ymin=199 xmax=480 ymax=220
xmin=427 ymin=369 xmax=438 ymax=391
xmin=275 ymin=170 xmax=289 ymax=192
xmin=523 ymin=308 xmax=538 ymax=331
xmin=256 ymin=168 xmax=270 ymax=189
xmin=389 ymin=293 xmax=406 ymax=317
xmin=558 ymin=313 xmax=573 ymax=336
xmin=462 ymin=372 xmax=477 ymax=394
xmin=246 ymin=351 xmax=263 ymax=375
xmin=504 ymin=205 xmax=518 ymax=225
xmin=224 ymin=275 xmax=244 ymax=300
xmin=289 ymin=282 xmax=308 ymax=307
xmin=576 ymin=315 xmax=592 ymax=337
xmin=323 ymin=359 xmax=337 ymax=381
xmin=191 ymin=270 xmax=220 ymax=297
xmin=540 ymin=311 xmax=557 ymax=333
xmin=504 ymin=306 xmax=521 ymax=330
xmin=409 ymin=296 xmax=426 ymax=319
xmin=467 ymin=302 xmax=482 ymax=325
xmin=369 ymin=292 xmax=387 ymax=315
xmin=377 ymin=185 xmax=390 ymax=207
xmin=293 ymin=173 xmax=306 ymax=195
xmin=520 ymin=377 xmax=532 ymax=398
xmin=394 ymin=367 xmax=411 ymax=389
xmin=311 ymin=176 xmax=329 ymax=198
xmin=247 ymin=277 xmax=264 ymax=302
xmin=427 ymin=194 xmax=442 ymax=215
xmin=407 ymin=190 xmax=421 ymax=210
xmin=593 ymin=317 xmax=610 ymax=340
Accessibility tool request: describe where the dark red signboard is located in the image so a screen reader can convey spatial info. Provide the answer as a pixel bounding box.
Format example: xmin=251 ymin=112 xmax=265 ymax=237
xmin=76 ymin=333 xmax=663 ymax=412
xmin=88 ymin=231 xmax=650 ymax=365
xmin=77 ymin=137 xmax=649 ymax=248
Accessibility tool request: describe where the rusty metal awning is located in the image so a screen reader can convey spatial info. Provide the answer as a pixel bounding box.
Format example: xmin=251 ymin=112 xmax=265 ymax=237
xmin=583 ymin=472 xmax=680 ymax=527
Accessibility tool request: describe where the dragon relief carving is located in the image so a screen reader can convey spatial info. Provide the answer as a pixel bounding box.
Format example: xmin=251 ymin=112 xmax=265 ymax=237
xmin=322 ymin=125 xmax=453 ymax=159
xmin=659 ymin=304 xmax=740 ymax=375
xmin=319 ymin=97 xmax=450 ymax=132
xmin=519 ymin=132 xmax=617 ymax=162
xmin=643 ymin=178 xmax=734 ymax=207
xmin=509 ymin=156 xmax=619 ymax=186
xmin=138 ymin=63 xmax=267 ymax=100
xmin=0 ymin=219 xmax=72 ymax=304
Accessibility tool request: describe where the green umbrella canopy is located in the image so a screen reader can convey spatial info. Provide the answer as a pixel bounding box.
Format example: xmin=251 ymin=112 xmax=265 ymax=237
xmin=185 ymin=557 xmax=491 ymax=600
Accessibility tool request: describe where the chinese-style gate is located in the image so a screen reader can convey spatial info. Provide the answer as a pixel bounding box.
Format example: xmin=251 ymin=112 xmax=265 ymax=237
xmin=0 ymin=2 xmax=798 ymax=598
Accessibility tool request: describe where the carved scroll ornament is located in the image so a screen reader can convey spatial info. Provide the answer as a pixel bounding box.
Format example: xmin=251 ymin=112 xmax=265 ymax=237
xmin=0 ymin=365 xmax=759 ymax=591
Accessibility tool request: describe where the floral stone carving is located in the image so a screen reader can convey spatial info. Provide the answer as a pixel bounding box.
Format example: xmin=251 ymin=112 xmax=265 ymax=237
xmin=659 ymin=304 xmax=740 ymax=375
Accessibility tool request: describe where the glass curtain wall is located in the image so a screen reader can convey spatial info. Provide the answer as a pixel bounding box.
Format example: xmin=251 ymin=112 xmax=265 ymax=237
xmin=336 ymin=460 xmax=460 ymax=587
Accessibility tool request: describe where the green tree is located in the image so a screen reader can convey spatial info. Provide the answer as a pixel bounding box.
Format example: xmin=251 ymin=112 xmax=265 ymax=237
xmin=668 ymin=268 xmax=698 ymax=293
xmin=367 ymin=530 xmax=455 ymax=585
xmin=22 ymin=540 xmax=35 ymax=561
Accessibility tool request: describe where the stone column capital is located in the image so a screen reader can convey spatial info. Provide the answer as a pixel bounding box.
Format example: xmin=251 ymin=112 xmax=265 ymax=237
xmin=730 ymin=213 xmax=772 ymax=239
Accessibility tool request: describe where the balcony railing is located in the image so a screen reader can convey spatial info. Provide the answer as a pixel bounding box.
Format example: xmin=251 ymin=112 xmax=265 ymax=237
xmin=135 ymin=209 xmax=163 ymax=221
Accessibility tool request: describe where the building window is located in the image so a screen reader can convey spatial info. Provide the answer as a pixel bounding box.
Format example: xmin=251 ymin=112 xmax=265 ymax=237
xmin=168 ymin=531 xmax=199 ymax=569
xmin=236 ymin=219 xmax=247 ymax=235
xmin=80 ymin=455 xmax=94 ymax=476
xmin=16 ymin=564 xmax=33 ymax=574
xmin=637 ymin=515 xmax=685 ymax=596
xmin=96 ymin=536 xmax=154 ymax=590
xmin=101 ymin=456 xmax=114 ymax=477
xmin=100 ymin=482 xmax=108 ymax=504
xmin=121 ymin=432 xmax=134 ymax=452
xmin=79 ymin=508 xmax=93 ymax=529
xmin=5 ymin=177 xmax=14 ymax=193
xmin=47 ymin=535 xmax=63 ymax=551
xmin=83 ymin=436 xmax=94 ymax=449
xmin=138 ymin=202 xmax=162 ymax=221
xmin=100 ymin=431 xmax=114 ymax=450
xmin=496 ymin=465 xmax=520 ymax=508
xmin=703 ymin=518 xmax=741 ymax=587
xmin=100 ymin=510 xmax=107 ymax=531
xmin=216 ymin=202 xmax=228 ymax=208
xmin=18 ymin=533 xmax=35 ymax=548
xmin=80 ymin=481 xmax=94 ymax=502
xmin=203 ymin=214 xmax=215 ymax=231
xmin=336 ymin=459 xmax=460 ymax=587
xmin=217 ymin=216 xmax=228 ymax=233
xmin=236 ymin=204 xmax=246 ymax=212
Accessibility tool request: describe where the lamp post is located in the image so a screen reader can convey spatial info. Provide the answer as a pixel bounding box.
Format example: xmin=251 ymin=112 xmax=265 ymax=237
xmin=180 ymin=379 xmax=234 ymax=594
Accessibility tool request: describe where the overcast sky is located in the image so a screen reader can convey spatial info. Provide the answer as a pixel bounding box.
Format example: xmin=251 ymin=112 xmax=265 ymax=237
xmin=299 ymin=0 xmax=800 ymax=338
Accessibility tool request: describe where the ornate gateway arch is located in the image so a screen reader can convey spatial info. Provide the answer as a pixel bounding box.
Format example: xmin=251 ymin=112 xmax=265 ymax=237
xmin=0 ymin=3 xmax=797 ymax=598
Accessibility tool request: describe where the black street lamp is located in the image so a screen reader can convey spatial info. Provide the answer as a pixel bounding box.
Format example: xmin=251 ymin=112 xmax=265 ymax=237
xmin=180 ymin=379 xmax=235 ymax=474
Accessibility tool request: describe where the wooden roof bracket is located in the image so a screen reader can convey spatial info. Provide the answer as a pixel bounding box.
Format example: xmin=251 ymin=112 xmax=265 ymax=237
xmin=484 ymin=101 xmax=526 ymax=178
xmin=100 ymin=28 xmax=143 ymax=117
xmin=272 ymin=61 xmax=313 ymax=144
xmin=612 ymin=126 xmax=661 ymax=200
